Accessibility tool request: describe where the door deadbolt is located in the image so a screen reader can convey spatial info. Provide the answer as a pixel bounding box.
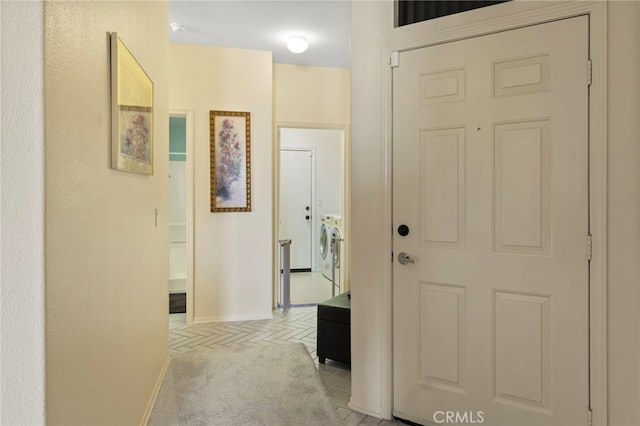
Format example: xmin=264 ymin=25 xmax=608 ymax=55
xmin=398 ymin=224 xmax=410 ymax=237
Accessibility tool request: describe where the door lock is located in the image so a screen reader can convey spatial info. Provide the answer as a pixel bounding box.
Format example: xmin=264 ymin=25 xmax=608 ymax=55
xmin=398 ymin=224 xmax=410 ymax=236
xmin=398 ymin=252 xmax=416 ymax=265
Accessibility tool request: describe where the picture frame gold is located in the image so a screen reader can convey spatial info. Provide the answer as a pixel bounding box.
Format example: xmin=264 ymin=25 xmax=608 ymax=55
xmin=209 ymin=111 xmax=252 ymax=212
xmin=110 ymin=32 xmax=154 ymax=175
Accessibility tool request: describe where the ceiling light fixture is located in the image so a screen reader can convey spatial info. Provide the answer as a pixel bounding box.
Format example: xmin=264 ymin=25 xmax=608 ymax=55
xmin=170 ymin=22 xmax=188 ymax=33
xmin=286 ymin=35 xmax=308 ymax=54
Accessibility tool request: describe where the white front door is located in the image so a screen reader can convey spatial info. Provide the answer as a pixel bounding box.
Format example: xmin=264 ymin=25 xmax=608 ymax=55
xmin=280 ymin=149 xmax=313 ymax=270
xmin=393 ymin=17 xmax=590 ymax=425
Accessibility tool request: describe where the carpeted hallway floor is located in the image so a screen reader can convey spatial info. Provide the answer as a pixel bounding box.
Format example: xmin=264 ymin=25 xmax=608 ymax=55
xmin=169 ymin=307 xmax=399 ymax=425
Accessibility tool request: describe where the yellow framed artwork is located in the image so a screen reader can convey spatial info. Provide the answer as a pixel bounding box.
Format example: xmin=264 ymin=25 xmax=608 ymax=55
xmin=209 ymin=110 xmax=252 ymax=212
xmin=110 ymin=32 xmax=154 ymax=175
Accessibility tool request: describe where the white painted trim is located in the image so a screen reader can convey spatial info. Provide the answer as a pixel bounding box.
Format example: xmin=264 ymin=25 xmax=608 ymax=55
xmin=379 ymin=43 xmax=394 ymax=421
xmin=169 ymin=109 xmax=195 ymax=326
xmin=586 ymin=4 xmax=609 ymax=426
xmin=194 ymin=311 xmax=273 ymax=324
xmin=272 ymin=124 xmax=280 ymax=309
xmin=342 ymin=124 xmax=351 ymax=292
xmin=387 ymin=1 xmax=602 ymax=53
xmin=382 ymin=1 xmax=608 ymax=423
xmin=348 ymin=398 xmax=384 ymax=419
xmin=140 ymin=355 xmax=171 ymax=426
xmin=273 ymin=122 xmax=351 ymax=305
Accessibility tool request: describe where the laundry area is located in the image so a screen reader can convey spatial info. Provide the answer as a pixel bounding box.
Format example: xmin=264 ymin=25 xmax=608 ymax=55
xmin=319 ymin=213 xmax=344 ymax=295
xmin=278 ymin=127 xmax=347 ymax=306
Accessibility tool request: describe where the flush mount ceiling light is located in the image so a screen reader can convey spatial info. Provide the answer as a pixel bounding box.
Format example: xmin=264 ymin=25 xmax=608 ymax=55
xmin=170 ymin=22 xmax=188 ymax=32
xmin=286 ymin=35 xmax=308 ymax=54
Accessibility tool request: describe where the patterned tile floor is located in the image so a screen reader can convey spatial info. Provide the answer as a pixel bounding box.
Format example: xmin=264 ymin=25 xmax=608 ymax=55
xmin=169 ymin=307 xmax=400 ymax=425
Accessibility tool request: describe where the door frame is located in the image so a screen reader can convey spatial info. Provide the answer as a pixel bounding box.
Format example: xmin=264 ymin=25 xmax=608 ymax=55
xmin=380 ymin=2 xmax=607 ymax=423
xmin=169 ymin=109 xmax=195 ymax=326
xmin=279 ymin=147 xmax=316 ymax=271
xmin=273 ymin=122 xmax=351 ymax=308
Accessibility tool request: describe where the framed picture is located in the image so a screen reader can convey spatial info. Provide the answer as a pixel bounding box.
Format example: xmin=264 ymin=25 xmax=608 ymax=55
xmin=110 ymin=32 xmax=154 ymax=175
xmin=210 ymin=110 xmax=252 ymax=212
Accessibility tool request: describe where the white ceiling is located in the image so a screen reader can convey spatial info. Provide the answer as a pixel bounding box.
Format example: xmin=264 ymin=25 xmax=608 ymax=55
xmin=168 ymin=0 xmax=351 ymax=69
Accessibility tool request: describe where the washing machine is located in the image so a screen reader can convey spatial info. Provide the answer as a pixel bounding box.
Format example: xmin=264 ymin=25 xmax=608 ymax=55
xmin=320 ymin=215 xmax=334 ymax=280
xmin=330 ymin=215 xmax=344 ymax=292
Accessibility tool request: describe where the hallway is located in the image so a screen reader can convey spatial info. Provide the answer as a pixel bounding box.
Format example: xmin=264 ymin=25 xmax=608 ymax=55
xmin=168 ymin=307 xmax=398 ymax=425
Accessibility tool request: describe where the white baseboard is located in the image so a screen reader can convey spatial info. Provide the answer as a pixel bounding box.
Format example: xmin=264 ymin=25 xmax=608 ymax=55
xmin=140 ymin=355 xmax=171 ymax=426
xmin=348 ymin=398 xmax=383 ymax=419
xmin=194 ymin=311 xmax=273 ymax=323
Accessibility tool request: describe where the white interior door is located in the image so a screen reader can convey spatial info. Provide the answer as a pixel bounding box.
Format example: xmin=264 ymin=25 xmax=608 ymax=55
xmin=393 ymin=17 xmax=590 ymax=425
xmin=280 ymin=149 xmax=313 ymax=270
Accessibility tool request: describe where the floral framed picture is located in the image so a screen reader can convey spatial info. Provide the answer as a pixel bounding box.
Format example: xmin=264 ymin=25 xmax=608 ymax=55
xmin=110 ymin=32 xmax=154 ymax=175
xmin=210 ymin=111 xmax=252 ymax=212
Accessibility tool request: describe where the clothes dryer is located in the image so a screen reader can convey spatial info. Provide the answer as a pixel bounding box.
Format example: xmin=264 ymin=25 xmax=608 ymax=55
xmin=330 ymin=215 xmax=344 ymax=293
xmin=320 ymin=215 xmax=334 ymax=280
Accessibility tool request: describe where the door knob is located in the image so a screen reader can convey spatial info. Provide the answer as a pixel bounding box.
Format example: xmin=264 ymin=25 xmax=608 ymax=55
xmin=398 ymin=252 xmax=416 ymax=265
xmin=305 ymin=215 xmax=310 ymax=220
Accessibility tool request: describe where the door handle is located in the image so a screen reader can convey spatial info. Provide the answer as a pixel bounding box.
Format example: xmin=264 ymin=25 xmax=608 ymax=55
xmin=398 ymin=252 xmax=416 ymax=265
xmin=305 ymin=215 xmax=310 ymax=220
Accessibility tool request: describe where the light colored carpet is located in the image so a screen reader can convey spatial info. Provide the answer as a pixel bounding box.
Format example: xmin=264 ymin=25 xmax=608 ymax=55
xmin=149 ymin=343 xmax=344 ymax=425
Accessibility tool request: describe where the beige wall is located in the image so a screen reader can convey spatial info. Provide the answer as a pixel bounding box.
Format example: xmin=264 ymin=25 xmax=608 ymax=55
xmin=169 ymin=43 xmax=273 ymax=322
xmin=44 ymin=1 xmax=170 ymax=424
xmin=274 ymin=63 xmax=351 ymax=125
xmin=607 ymin=2 xmax=640 ymax=424
xmin=351 ymin=1 xmax=640 ymax=424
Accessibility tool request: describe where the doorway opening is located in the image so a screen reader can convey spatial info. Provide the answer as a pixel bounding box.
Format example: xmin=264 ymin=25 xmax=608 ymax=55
xmin=169 ymin=110 xmax=194 ymax=325
xmin=277 ymin=126 xmax=348 ymax=306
